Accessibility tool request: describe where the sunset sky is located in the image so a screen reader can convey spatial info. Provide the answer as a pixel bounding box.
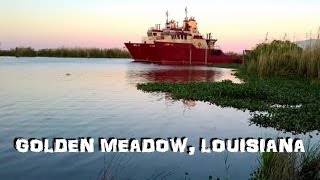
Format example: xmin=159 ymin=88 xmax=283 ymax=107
xmin=0 ymin=0 xmax=319 ymax=52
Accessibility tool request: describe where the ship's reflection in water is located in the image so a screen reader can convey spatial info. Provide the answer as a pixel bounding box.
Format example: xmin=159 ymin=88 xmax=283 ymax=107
xmin=154 ymin=93 xmax=198 ymax=111
xmin=1 ymin=58 xmax=317 ymax=180
xmin=127 ymin=65 xmax=242 ymax=84
xmin=127 ymin=64 xmax=242 ymax=109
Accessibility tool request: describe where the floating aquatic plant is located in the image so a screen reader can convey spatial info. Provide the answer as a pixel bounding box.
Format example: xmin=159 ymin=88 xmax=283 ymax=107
xmin=137 ymin=68 xmax=320 ymax=134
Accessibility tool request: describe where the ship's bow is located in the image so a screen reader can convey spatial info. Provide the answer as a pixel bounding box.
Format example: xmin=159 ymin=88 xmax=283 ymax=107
xmin=124 ymin=43 xmax=148 ymax=62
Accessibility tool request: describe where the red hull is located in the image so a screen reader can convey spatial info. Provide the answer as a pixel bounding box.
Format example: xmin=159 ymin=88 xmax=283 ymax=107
xmin=155 ymin=42 xmax=192 ymax=65
xmin=124 ymin=43 xmax=148 ymax=62
xmin=140 ymin=44 xmax=161 ymax=64
xmin=124 ymin=42 xmax=242 ymax=65
xmin=155 ymin=42 xmax=241 ymax=65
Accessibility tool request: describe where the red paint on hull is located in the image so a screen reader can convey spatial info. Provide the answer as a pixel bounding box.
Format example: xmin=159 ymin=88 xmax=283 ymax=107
xmin=124 ymin=43 xmax=148 ymax=62
xmin=139 ymin=69 xmax=217 ymax=83
xmin=154 ymin=42 xmax=242 ymax=65
xmin=140 ymin=44 xmax=161 ymax=64
xmin=124 ymin=42 xmax=242 ymax=65
xmin=155 ymin=42 xmax=192 ymax=65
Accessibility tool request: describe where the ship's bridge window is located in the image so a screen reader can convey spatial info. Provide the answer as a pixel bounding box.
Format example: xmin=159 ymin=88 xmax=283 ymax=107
xmin=211 ymin=50 xmax=222 ymax=56
xmin=153 ymin=33 xmax=157 ymax=36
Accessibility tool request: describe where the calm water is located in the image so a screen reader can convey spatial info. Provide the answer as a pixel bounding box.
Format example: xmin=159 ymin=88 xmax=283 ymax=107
xmin=0 ymin=57 xmax=318 ymax=180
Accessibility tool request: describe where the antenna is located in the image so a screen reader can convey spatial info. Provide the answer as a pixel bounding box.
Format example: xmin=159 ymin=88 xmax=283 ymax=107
xmin=185 ymin=6 xmax=188 ymax=20
xmin=166 ymin=11 xmax=169 ymax=24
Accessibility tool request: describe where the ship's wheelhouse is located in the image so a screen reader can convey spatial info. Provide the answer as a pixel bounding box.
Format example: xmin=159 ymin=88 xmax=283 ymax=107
xmin=142 ymin=12 xmax=218 ymax=50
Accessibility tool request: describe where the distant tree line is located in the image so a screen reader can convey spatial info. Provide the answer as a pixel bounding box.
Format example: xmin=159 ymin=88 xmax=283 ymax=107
xmin=0 ymin=47 xmax=131 ymax=58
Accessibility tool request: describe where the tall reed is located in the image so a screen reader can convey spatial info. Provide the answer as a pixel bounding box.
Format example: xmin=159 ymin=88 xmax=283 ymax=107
xmin=299 ymin=44 xmax=320 ymax=78
xmin=244 ymin=39 xmax=320 ymax=79
xmin=252 ymin=141 xmax=320 ymax=180
xmin=244 ymin=40 xmax=303 ymax=76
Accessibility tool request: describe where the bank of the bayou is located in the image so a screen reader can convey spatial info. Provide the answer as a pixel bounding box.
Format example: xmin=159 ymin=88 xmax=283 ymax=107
xmin=138 ymin=40 xmax=320 ymax=134
xmin=0 ymin=47 xmax=131 ymax=58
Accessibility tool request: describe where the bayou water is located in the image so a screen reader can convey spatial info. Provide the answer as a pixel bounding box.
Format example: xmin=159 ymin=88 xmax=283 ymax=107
xmin=0 ymin=57 xmax=317 ymax=180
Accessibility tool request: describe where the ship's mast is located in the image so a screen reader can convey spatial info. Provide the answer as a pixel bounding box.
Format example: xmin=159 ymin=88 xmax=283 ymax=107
xmin=185 ymin=7 xmax=188 ymax=20
xmin=205 ymin=33 xmax=212 ymax=65
xmin=166 ymin=11 xmax=169 ymax=25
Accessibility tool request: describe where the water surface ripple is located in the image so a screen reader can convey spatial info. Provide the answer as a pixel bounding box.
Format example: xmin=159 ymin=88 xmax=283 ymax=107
xmin=0 ymin=57 xmax=317 ymax=180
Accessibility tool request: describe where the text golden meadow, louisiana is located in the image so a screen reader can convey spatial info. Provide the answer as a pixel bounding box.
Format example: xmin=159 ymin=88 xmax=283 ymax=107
xmin=14 ymin=137 xmax=305 ymax=155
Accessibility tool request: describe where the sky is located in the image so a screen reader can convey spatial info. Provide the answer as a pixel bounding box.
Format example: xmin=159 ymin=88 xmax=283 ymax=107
xmin=0 ymin=0 xmax=319 ymax=52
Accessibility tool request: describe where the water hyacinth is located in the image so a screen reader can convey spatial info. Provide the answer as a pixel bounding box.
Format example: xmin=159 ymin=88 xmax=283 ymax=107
xmin=137 ymin=69 xmax=320 ymax=134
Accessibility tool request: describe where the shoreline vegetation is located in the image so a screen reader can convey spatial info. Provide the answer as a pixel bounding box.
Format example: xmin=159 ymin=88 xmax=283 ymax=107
xmin=0 ymin=47 xmax=131 ymax=58
xmin=251 ymin=142 xmax=320 ymax=180
xmin=97 ymin=142 xmax=320 ymax=180
xmin=138 ymin=40 xmax=320 ymax=134
xmin=136 ymin=39 xmax=320 ymax=179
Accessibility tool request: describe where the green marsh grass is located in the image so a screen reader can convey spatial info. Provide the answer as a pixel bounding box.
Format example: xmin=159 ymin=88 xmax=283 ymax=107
xmin=137 ymin=69 xmax=320 ymax=134
xmin=0 ymin=47 xmax=131 ymax=58
xmin=251 ymin=141 xmax=320 ymax=180
xmin=244 ymin=40 xmax=320 ymax=79
xmin=138 ymin=38 xmax=320 ymax=133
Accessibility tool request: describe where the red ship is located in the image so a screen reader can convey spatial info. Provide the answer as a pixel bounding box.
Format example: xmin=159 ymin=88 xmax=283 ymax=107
xmin=125 ymin=8 xmax=242 ymax=65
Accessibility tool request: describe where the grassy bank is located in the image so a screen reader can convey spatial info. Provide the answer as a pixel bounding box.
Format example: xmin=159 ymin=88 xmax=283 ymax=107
xmin=252 ymin=142 xmax=320 ymax=180
xmin=0 ymin=47 xmax=131 ymax=58
xmin=96 ymin=143 xmax=320 ymax=180
xmin=137 ymin=70 xmax=320 ymax=134
xmin=244 ymin=40 xmax=320 ymax=78
xmin=137 ymin=40 xmax=320 ymax=134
